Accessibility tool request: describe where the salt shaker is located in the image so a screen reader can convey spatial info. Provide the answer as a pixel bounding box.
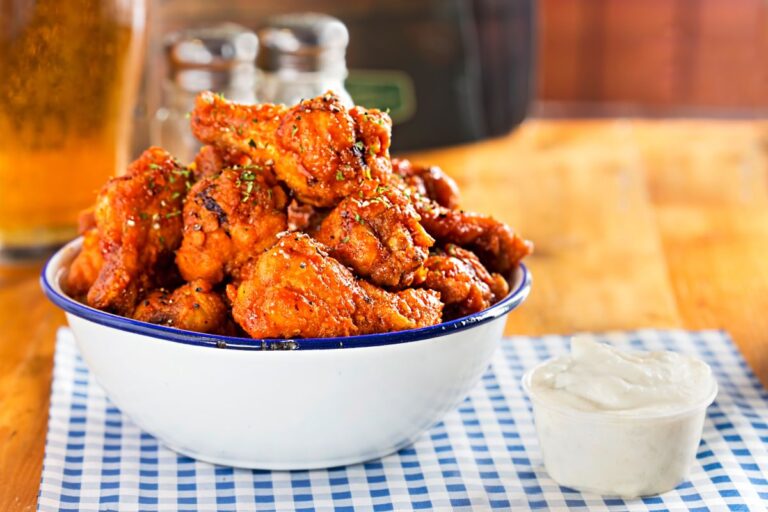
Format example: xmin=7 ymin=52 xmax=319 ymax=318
xmin=151 ymin=24 xmax=258 ymax=164
xmin=256 ymin=13 xmax=353 ymax=107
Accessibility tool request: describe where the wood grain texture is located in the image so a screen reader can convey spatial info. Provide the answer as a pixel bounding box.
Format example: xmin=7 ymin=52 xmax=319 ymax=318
xmin=0 ymin=269 xmax=62 ymax=511
xmin=538 ymin=0 xmax=768 ymax=111
xmin=2 ymin=120 xmax=767 ymax=509
xmin=404 ymin=121 xmax=683 ymax=334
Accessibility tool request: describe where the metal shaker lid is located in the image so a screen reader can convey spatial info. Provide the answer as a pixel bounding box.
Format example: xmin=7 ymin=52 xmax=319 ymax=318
xmin=165 ymin=23 xmax=258 ymax=72
xmin=164 ymin=23 xmax=258 ymax=94
xmin=257 ymin=13 xmax=349 ymax=74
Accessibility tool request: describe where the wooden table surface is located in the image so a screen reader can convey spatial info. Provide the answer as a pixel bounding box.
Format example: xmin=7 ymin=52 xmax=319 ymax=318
xmin=2 ymin=119 xmax=767 ymax=509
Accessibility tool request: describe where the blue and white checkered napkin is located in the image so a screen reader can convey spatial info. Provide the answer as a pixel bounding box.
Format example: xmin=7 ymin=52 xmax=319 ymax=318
xmin=39 ymin=329 xmax=768 ymax=511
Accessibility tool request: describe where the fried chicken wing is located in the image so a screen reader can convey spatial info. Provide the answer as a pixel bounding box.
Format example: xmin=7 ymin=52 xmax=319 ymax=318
xmin=357 ymin=280 xmax=444 ymax=334
xmin=191 ymin=144 xmax=265 ymax=180
xmin=84 ymin=147 xmax=190 ymax=314
xmin=286 ymin=199 xmax=326 ymax=232
xmin=392 ymin=158 xmax=461 ymax=209
xmin=176 ymin=165 xmax=288 ymax=284
xmin=190 ymin=91 xmax=392 ymax=207
xmin=192 ymin=145 xmax=226 ymax=179
xmin=77 ymin=207 xmax=97 ymax=233
xmin=315 ymin=182 xmax=433 ymax=288
xmin=422 ymin=244 xmax=509 ymax=319
xmin=385 ymin=160 xmax=532 ymax=274
xmin=133 ymin=279 xmax=232 ymax=334
xmin=63 ymin=228 xmax=104 ymax=299
xmin=229 ymin=233 xmax=442 ymax=338
xmin=418 ymin=206 xmax=532 ymax=274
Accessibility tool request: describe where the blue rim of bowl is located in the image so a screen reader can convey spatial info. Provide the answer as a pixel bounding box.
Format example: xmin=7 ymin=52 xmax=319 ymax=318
xmin=41 ymin=238 xmax=531 ymax=351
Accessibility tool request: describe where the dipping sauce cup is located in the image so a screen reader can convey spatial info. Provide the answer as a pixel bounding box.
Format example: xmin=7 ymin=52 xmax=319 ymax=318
xmin=522 ymin=338 xmax=718 ymax=498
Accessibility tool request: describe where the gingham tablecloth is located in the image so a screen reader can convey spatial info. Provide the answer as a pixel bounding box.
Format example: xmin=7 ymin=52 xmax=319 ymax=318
xmin=38 ymin=328 xmax=768 ymax=511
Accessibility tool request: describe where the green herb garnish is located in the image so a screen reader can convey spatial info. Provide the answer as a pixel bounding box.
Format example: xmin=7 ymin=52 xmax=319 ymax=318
xmin=241 ymin=181 xmax=255 ymax=203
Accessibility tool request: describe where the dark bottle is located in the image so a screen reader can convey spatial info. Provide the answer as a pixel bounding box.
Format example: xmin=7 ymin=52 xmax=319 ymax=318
xmin=342 ymin=0 xmax=535 ymax=151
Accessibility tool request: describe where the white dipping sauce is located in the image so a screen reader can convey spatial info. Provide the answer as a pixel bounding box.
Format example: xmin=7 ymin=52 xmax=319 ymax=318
xmin=531 ymin=336 xmax=714 ymax=416
xmin=524 ymin=336 xmax=717 ymax=498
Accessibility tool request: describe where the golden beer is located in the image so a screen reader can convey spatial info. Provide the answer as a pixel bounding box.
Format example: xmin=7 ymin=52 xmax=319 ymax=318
xmin=0 ymin=0 xmax=145 ymax=258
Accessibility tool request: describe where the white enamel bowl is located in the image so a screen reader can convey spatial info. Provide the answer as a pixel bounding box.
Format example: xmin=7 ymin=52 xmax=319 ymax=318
xmin=42 ymin=238 xmax=531 ymax=470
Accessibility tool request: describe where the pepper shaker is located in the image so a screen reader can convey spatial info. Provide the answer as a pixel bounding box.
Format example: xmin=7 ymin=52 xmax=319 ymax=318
xmin=256 ymin=13 xmax=353 ymax=107
xmin=151 ymin=23 xmax=258 ymax=164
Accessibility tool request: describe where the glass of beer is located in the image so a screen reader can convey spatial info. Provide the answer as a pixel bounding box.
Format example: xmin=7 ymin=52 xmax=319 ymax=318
xmin=0 ymin=0 xmax=146 ymax=261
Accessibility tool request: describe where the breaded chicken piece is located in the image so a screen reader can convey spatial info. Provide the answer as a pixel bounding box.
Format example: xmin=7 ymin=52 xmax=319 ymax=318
xmin=391 ymin=158 xmax=461 ymax=209
xmin=77 ymin=207 xmax=97 ymax=233
xmin=385 ymin=160 xmax=532 ymax=274
xmin=229 ymin=233 xmax=443 ymax=338
xmin=191 ymin=144 xmax=263 ymax=181
xmin=418 ymin=206 xmax=532 ymax=275
xmin=192 ymin=145 xmax=226 ymax=180
xmin=286 ymin=199 xmax=326 ymax=232
xmin=63 ymin=228 xmax=104 ymax=299
xmin=133 ymin=279 xmax=232 ymax=334
xmin=176 ymin=165 xmax=289 ymax=284
xmin=190 ymin=91 xmax=392 ymax=207
xmin=422 ymin=244 xmax=509 ymax=319
xmin=84 ymin=147 xmax=190 ymax=314
xmin=315 ymin=181 xmax=433 ymax=288
xmin=356 ymin=280 xmax=444 ymax=335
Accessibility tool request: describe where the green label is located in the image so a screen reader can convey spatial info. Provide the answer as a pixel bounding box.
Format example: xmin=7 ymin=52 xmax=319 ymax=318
xmin=345 ymin=69 xmax=416 ymax=124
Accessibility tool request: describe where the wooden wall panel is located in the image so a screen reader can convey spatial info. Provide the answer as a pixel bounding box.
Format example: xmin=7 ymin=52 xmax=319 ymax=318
xmin=538 ymin=0 xmax=768 ymax=114
xmin=537 ymin=1 xmax=587 ymax=101
xmin=600 ymin=0 xmax=678 ymax=104
xmin=688 ymin=0 xmax=767 ymax=107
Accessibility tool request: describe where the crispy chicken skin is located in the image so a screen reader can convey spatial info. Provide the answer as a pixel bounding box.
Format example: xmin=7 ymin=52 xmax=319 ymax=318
xmin=423 ymin=244 xmax=510 ymax=319
xmin=391 ymin=158 xmax=461 ymax=209
xmin=176 ymin=165 xmax=288 ymax=284
xmin=315 ymin=181 xmax=433 ymax=288
xmin=190 ymin=91 xmax=392 ymax=207
xmin=192 ymin=145 xmax=226 ymax=179
xmin=286 ymin=199 xmax=326 ymax=232
xmin=84 ymin=147 xmax=190 ymax=314
xmin=386 ymin=159 xmax=532 ymax=274
xmin=418 ymin=206 xmax=532 ymax=274
xmin=77 ymin=207 xmax=97 ymax=233
xmin=191 ymin=144 xmax=262 ymax=180
xmin=229 ymin=233 xmax=443 ymax=338
xmin=133 ymin=279 xmax=232 ymax=334
xmin=63 ymin=228 xmax=104 ymax=299
xmin=356 ymin=280 xmax=443 ymax=335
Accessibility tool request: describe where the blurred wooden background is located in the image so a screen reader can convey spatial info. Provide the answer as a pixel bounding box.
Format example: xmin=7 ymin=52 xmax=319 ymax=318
xmin=537 ymin=0 xmax=768 ymax=116
xmin=148 ymin=0 xmax=768 ymax=117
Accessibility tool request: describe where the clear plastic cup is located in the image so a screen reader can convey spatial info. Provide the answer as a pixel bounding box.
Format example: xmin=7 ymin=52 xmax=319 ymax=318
xmin=522 ymin=362 xmax=718 ymax=498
